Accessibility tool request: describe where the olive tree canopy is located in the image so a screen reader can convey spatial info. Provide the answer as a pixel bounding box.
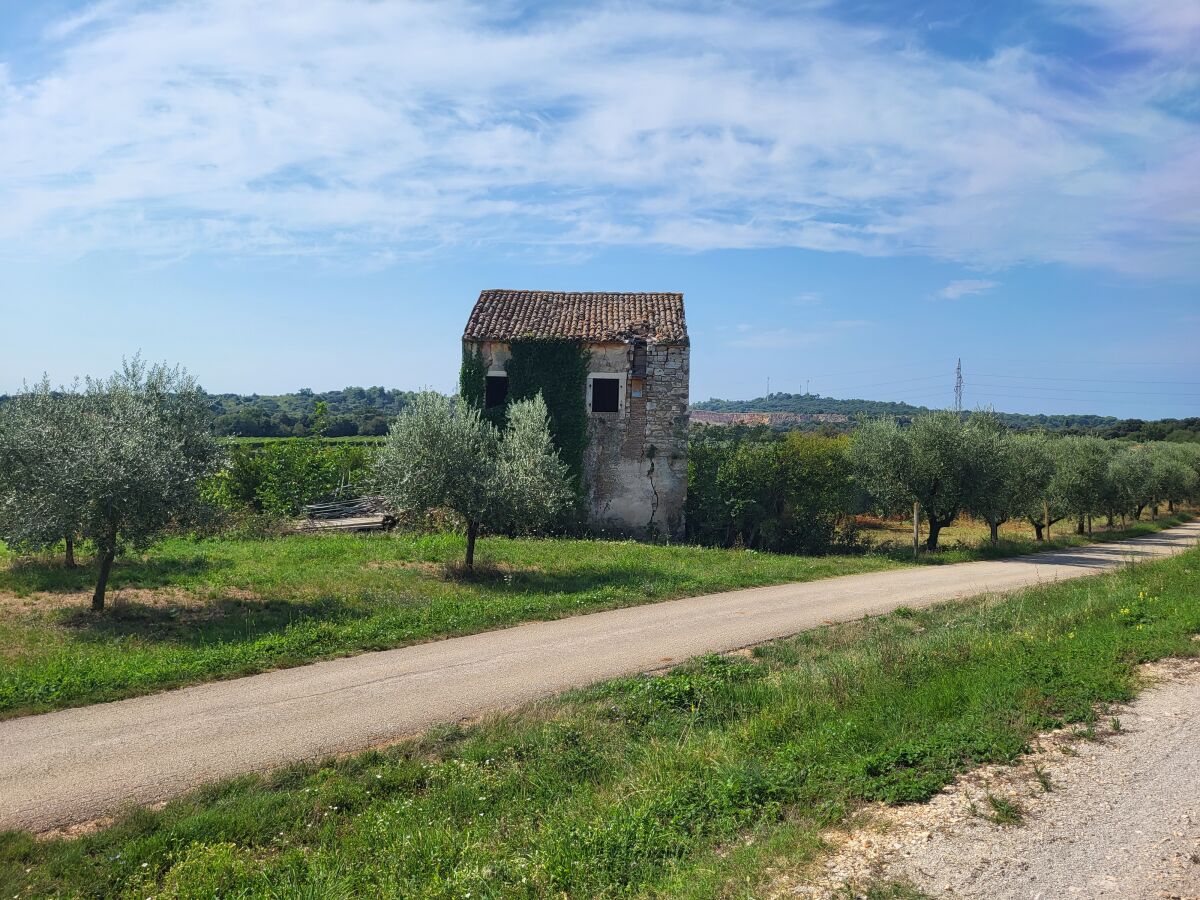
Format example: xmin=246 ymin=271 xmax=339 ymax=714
xmin=851 ymin=410 xmax=974 ymax=550
xmin=1009 ymin=433 xmax=1061 ymax=541
xmin=0 ymin=359 xmax=222 ymax=610
xmin=1106 ymin=445 xmax=1155 ymax=521
xmin=0 ymin=378 xmax=88 ymax=566
xmin=82 ymin=360 xmax=222 ymax=608
xmin=962 ymin=416 xmax=1052 ymax=544
xmin=1146 ymin=443 xmax=1199 ymax=514
xmin=1049 ymin=436 xmax=1111 ymax=534
xmin=372 ymin=391 xmax=572 ymax=569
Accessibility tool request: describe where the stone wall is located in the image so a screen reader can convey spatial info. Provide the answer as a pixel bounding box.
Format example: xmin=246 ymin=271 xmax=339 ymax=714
xmin=467 ymin=338 xmax=690 ymax=540
xmin=582 ymin=342 xmax=689 ymax=540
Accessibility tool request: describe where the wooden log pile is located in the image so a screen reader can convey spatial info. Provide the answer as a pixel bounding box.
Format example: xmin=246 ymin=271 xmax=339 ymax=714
xmin=293 ymin=496 xmax=397 ymax=533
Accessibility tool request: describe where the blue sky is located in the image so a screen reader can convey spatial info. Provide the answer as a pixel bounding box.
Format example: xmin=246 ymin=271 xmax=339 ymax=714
xmin=0 ymin=0 xmax=1197 ymax=417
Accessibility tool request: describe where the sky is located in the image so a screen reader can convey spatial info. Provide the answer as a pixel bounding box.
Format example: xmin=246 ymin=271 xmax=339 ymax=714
xmin=0 ymin=0 xmax=1197 ymax=418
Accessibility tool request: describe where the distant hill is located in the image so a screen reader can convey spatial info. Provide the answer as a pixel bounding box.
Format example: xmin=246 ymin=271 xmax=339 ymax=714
xmin=694 ymin=393 xmax=935 ymax=421
xmin=692 ymin=393 xmax=1199 ymax=441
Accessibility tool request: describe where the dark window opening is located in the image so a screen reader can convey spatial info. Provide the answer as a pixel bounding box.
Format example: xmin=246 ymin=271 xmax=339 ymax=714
xmin=631 ymin=341 xmax=648 ymax=377
xmin=485 ymin=375 xmax=508 ymax=408
xmin=592 ymin=376 xmax=620 ymax=413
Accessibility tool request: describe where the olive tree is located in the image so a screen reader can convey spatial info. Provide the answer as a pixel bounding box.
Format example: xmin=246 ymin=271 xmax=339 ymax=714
xmin=1147 ymin=443 xmax=1199 ymax=515
xmin=495 ymin=391 xmax=576 ymax=535
xmin=852 ymin=411 xmax=973 ymax=550
xmin=76 ymin=360 xmax=222 ymax=609
xmin=963 ymin=418 xmax=1052 ymax=544
xmin=0 ymin=378 xmax=88 ymax=566
xmin=372 ymin=391 xmax=572 ymax=570
xmin=1049 ymin=436 xmax=1111 ymax=536
xmin=1010 ymin=433 xmax=1061 ymax=541
xmin=1106 ymin=445 xmax=1155 ymax=522
xmin=1 ymin=361 xmax=219 ymax=609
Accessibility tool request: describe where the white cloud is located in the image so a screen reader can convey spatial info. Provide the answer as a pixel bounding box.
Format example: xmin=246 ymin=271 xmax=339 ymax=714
xmin=1051 ymin=0 xmax=1200 ymax=59
xmin=937 ymin=279 xmax=999 ymax=300
xmin=0 ymin=0 xmax=1196 ymax=272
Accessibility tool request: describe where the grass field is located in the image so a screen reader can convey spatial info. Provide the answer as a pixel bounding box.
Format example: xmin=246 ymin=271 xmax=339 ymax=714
xmin=0 ymin=514 xmax=1189 ymax=719
xmin=0 ymin=533 xmax=909 ymax=718
xmin=3 ymin=545 xmax=1196 ymax=898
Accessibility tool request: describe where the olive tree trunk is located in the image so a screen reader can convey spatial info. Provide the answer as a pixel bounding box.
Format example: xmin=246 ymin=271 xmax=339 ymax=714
xmin=465 ymin=520 xmax=479 ymax=571
xmin=92 ymin=549 xmax=116 ymax=611
xmin=925 ymin=511 xmax=954 ymax=551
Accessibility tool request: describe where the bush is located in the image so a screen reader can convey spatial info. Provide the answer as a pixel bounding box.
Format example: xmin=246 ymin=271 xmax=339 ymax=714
xmin=686 ymin=432 xmax=853 ymax=553
xmin=208 ymin=440 xmax=374 ymax=517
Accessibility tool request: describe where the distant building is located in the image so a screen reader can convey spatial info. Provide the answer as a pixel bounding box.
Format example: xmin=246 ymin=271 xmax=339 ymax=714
xmin=463 ymin=289 xmax=690 ymax=539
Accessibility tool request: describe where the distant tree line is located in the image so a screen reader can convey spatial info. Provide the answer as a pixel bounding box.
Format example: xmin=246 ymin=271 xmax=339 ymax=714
xmin=693 ymin=392 xmax=1199 ymax=440
xmin=7 ymin=385 xmax=1191 ymax=442
xmin=206 ymin=387 xmax=420 ymax=437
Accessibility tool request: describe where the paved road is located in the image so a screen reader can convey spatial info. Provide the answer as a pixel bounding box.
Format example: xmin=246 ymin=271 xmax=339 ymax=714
xmin=2 ymin=522 xmax=1197 ymax=832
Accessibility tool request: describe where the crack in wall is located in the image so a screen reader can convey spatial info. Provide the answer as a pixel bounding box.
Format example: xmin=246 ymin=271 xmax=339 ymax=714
xmin=645 ymin=447 xmax=660 ymax=533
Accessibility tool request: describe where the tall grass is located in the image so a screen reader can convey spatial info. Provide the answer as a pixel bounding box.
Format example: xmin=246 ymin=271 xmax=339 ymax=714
xmin=3 ymin=548 xmax=1197 ymax=898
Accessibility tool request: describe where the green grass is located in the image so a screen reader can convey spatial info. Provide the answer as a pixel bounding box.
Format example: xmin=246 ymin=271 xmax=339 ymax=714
xmin=3 ymin=548 xmax=1198 ymax=899
xmin=0 ymin=533 xmax=907 ymax=718
xmin=981 ymin=793 xmax=1025 ymax=826
xmin=0 ymin=514 xmax=1190 ymax=719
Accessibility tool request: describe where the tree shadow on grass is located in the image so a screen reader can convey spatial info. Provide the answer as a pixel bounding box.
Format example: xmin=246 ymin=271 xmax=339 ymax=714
xmin=57 ymin=594 xmax=356 ymax=648
xmin=443 ymin=560 xmax=687 ymax=598
xmin=1 ymin=554 xmax=231 ymax=596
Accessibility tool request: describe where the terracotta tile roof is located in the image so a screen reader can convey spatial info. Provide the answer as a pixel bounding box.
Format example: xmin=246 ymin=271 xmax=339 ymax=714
xmin=464 ymin=290 xmax=688 ymax=345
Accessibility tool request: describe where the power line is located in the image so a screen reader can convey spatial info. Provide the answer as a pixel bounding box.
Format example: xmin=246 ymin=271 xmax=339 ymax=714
xmin=969 ymin=373 xmax=1200 ymax=387
xmin=968 ymin=391 xmax=1176 ymax=405
xmin=969 ymin=357 xmax=1198 ymax=369
xmin=967 ymin=384 xmax=1200 ymax=398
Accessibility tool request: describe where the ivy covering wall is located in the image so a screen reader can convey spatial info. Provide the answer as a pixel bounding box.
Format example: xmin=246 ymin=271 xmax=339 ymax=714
xmin=458 ymin=345 xmax=490 ymax=418
xmin=507 ymin=339 xmax=590 ymax=487
xmin=460 ymin=339 xmax=589 ymax=489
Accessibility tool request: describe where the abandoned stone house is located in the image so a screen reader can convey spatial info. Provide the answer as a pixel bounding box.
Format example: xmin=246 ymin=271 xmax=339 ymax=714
xmin=463 ymin=289 xmax=690 ymax=539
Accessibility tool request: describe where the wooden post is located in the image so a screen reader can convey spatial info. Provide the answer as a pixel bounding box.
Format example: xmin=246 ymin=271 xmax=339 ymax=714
xmin=1044 ymin=499 xmax=1050 ymax=542
xmin=913 ymin=501 xmax=921 ymax=561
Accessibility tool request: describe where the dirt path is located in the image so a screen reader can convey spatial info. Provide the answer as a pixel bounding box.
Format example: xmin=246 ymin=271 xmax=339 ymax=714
xmin=1 ymin=522 xmax=1197 ymax=833
xmin=779 ymin=657 xmax=1200 ymax=900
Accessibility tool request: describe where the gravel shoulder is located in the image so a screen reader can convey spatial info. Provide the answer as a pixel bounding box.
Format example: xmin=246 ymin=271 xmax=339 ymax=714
xmin=778 ymin=656 xmax=1200 ymax=900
